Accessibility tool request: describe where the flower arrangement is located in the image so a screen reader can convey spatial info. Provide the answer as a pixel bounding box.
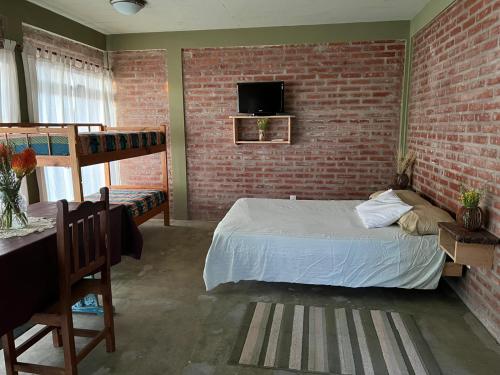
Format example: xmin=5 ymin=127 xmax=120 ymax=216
xmin=0 ymin=144 xmax=37 ymax=229
xmin=256 ymin=118 xmax=270 ymax=131
xmin=256 ymin=118 xmax=269 ymax=141
xmin=459 ymin=186 xmax=483 ymax=208
xmin=396 ymin=149 xmax=417 ymax=175
xmin=457 ymin=185 xmax=485 ymax=231
xmin=391 ymin=149 xmax=417 ymax=189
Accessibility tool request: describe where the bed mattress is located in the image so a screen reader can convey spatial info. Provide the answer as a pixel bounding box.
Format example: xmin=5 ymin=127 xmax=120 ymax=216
xmin=203 ymin=198 xmax=445 ymax=291
xmin=6 ymin=131 xmax=166 ymax=156
xmin=87 ymin=189 xmax=167 ymax=218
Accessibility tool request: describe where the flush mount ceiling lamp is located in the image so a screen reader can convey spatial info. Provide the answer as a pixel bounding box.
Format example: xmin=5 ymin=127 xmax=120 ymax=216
xmin=110 ymin=0 xmax=147 ymax=15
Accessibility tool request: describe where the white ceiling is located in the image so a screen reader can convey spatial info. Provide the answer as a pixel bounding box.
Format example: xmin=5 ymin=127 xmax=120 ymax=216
xmin=27 ymin=0 xmax=431 ymax=35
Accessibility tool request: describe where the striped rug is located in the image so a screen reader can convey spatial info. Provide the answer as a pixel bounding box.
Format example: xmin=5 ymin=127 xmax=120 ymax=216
xmin=229 ymin=302 xmax=441 ymax=374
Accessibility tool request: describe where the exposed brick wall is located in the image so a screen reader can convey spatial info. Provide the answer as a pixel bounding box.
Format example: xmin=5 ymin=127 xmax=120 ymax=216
xmin=183 ymin=41 xmax=406 ymax=220
xmin=408 ymin=0 xmax=499 ymax=340
xmin=22 ymin=24 xmax=103 ymax=65
xmin=109 ymin=50 xmax=172 ymax=212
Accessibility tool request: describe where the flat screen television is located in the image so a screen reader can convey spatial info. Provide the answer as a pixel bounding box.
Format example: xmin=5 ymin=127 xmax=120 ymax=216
xmin=237 ymin=81 xmax=284 ymax=115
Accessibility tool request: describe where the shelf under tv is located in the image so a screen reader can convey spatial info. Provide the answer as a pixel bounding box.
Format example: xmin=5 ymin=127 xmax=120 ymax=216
xmin=230 ymin=115 xmax=294 ymax=145
xmin=236 ymin=140 xmax=290 ymax=144
xmin=229 ymin=115 xmax=295 ymax=119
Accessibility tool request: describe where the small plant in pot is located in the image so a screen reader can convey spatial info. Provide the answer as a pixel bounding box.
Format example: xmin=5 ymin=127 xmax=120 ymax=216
xmin=457 ymin=186 xmax=484 ymax=231
xmin=256 ymin=118 xmax=269 ymax=142
xmin=392 ymin=150 xmax=416 ymax=189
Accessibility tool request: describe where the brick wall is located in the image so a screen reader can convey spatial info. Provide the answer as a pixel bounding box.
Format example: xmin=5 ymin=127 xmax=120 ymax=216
xmin=183 ymin=41 xmax=406 ymax=219
xmin=109 ymin=50 xmax=172 ymax=211
xmin=408 ymin=0 xmax=499 ymax=340
xmin=23 ymin=24 xmax=103 ymax=65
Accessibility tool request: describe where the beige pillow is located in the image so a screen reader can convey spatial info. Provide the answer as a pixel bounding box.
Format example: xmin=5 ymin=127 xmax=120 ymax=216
xmin=369 ymin=190 xmax=432 ymax=207
xmin=398 ymin=205 xmax=454 ymax=235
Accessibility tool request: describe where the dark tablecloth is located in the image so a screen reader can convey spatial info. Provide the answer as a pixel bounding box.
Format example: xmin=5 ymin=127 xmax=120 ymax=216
xmin=0 ymin=202 xmax=143 ymax=337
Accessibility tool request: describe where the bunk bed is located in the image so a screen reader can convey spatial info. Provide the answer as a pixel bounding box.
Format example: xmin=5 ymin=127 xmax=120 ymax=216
xmin=0 ymin=123 xmax=169 ymax=226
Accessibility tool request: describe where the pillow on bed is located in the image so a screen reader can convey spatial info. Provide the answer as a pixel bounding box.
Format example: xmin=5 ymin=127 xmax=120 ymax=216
xmin=398 ymin=205 xmax=454 ymax=235
xmin=356 ymin=189 xmax=413 ymax=229
xmin=370 ymin=189 xmax=432 ymax=207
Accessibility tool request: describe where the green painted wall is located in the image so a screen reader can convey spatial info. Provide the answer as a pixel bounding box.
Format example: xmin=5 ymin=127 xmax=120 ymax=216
xmin=399 ymin=38 xmax=412 ymax=153
xmin=0 ymin=0 xmax=106 ymax=203
xmin=0 ymin=0 xmax=106 ymax=49
xmin=410 ymin=0 xmax=456 ymax=36
xmin=107 ymin=21 xmax=411 ymax=219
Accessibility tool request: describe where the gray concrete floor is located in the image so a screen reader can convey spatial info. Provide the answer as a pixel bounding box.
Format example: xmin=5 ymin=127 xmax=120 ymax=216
xmin=2 ymin=220 xmax=499 ymax=374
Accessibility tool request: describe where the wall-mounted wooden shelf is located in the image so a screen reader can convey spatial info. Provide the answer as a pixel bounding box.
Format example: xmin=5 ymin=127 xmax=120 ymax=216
xmin=230 ymin=115 xmax=294 ymax=145
xmin=235 ymin=140 xmax=290 ymax=144
xmin=438 ymin=222 xmax=498 ymax=277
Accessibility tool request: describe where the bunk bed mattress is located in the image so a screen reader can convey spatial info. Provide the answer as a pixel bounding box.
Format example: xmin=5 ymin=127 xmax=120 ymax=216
xmin=5 ymin=131 xmax=166 ymax=156
xmin=87 ymin=189 xmax=167 ymax=218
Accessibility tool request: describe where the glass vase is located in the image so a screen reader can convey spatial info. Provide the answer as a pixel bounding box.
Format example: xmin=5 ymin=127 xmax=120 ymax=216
xmin=0 ymin=189 xmax=28 ymax=229
xmin=391 ymin=173 xmax=409 ymax=189
xmin=259 ymin=129 xmax=266 ymax=141
xmin=457 ymin=206 xmax=483 ymax=232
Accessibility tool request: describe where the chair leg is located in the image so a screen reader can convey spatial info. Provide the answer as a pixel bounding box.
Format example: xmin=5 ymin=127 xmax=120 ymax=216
xmin=101 ymin=269 xmax=116 ymax=353
xmin=52 ymin=328 xmax=63 ymax=347
xmin=60 ymin=312 xmax=78 ymax=375
xmin=1 ymin=331 xmax=18 ymax=375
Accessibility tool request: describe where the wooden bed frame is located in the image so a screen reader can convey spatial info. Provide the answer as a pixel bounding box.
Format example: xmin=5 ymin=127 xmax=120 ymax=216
xmin=0 ymin=123 xmax=169 ymax=226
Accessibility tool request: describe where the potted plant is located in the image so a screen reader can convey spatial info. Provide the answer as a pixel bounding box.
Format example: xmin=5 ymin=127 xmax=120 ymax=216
xmin=256 ymin=118 xmax=269 ymax=142
xmin=0 ymin=144 xmax=37 ymax=229
xmin=392 ymin=150 xmax=416 ymax=189
xmin=457 ymin=186 xmax=484 ymax=231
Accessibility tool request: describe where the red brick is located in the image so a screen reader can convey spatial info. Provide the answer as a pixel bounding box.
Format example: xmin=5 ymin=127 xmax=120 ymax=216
xmin=182 ymin=41 xmax=405 ymax=220
xmin=110 ymin=50 xmax=173 ymax=214
xmin=409 ymin=0 xmax=499 ymax=340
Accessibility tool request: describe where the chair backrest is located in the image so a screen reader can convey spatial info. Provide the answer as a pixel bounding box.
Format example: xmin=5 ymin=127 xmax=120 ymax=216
xmin=56 ymin=187 xmax=110 ymax=291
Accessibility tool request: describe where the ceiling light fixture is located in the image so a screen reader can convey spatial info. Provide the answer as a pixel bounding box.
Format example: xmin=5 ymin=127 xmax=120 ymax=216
xmin=110 ymin=0 xmax=147 ymax=15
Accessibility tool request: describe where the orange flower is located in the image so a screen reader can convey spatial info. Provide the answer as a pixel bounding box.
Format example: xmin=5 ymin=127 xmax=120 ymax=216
xmin=11 ymin=148 xmax=37 ymax=177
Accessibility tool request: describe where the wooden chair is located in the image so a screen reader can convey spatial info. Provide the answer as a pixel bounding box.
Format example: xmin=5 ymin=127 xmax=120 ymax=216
xmin=1 ymin=187 xmax=115 ymax=375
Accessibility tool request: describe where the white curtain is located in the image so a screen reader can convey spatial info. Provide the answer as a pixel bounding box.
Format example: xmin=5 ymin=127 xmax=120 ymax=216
xmin=22 ymin=46 xmax=116 ymax=201
xmin=0 ymin=40 xmax=27 ymax=198
xmin=0 ymin=40 xmax=21 ymax=122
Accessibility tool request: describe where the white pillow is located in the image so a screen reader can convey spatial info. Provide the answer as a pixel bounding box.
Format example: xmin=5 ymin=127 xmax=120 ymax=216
xmin=356 ymin=189 xmax=413 ymax=229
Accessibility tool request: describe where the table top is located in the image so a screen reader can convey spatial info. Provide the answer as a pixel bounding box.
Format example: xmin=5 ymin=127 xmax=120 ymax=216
xmin=438 ymin=222 xmax=499 ymax=244
xmin=0 ymin=202 xmax=121 ymax=257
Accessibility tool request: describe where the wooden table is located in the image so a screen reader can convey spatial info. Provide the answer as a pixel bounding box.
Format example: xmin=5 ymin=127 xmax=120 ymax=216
xmin=0 ymin=202 xmax=143 ymax=337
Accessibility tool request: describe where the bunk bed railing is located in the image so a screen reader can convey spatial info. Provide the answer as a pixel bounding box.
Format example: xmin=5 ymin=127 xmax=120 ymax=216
xmin=0 ymin=123 xmax=168 ymax=200
xmin=0 ymin=125 xmax=168 ymax=166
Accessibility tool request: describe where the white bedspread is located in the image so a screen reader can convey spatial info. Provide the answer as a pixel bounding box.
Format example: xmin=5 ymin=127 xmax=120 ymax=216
xmin=203 ymin=198 xmax=445 ymax=291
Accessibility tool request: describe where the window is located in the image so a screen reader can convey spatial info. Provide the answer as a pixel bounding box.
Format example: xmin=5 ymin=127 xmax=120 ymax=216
xmin=23 ymin=47 xmax=116 ymax=201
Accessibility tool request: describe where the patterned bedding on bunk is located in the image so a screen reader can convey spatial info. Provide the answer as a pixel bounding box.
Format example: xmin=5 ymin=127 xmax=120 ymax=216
xmin=6 ymin=131 xmax=166 ymax=156
xmin=87 ymin=189 xmax=167 ymax=218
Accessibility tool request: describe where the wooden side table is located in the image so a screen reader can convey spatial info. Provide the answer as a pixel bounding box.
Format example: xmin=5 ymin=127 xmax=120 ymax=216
xmin=438 ymin=222 xmax=498 ymax=277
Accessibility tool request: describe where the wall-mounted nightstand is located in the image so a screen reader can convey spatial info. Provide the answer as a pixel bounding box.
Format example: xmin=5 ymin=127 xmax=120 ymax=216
xmin=438 ymin=222 xmax=498 ymax=277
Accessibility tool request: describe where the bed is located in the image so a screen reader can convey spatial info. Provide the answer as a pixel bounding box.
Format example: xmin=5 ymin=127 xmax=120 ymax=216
xmin=203 ymin=198 xmax=446 ymax=291
xmin=87 ymin=189 xmax=168 ymax=226
xmin=0 ymin=123 xmax=169 ymax=226
xmin=7 ymin=130 xmax=165 ymax=158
